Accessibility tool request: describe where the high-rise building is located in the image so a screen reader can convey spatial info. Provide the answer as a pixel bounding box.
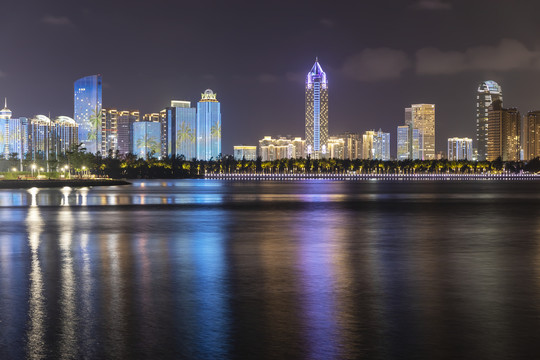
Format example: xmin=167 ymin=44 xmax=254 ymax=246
xmin=476 ymin=81 xmax=502 ymax=161
xmin=117 ymin=111 xmax=140 ymax=156
xmin=447 ymin=137 xmax=473 ymax=160
xmin=132 ymin=121 xmax=161 ymax=159
xmin=328 ymin=136 xmax=345 ymax=159
xmin=0 ymin=99 xmax=13 ymax=158
xmin=305 ymin=58 xmax=328 ymax=159
xmin=397 ymin=125 xmax=410 ymax=160
xmin=54 ymin=116 xmax=79 ymax=156
xmin=487 ymin=100 xmax=520 ymax=161
xmin=74 ymin=75 xmax=102 ymax=154
xmin=28 ymin=115 xmax=54 ymax=161
xmin=524 ymin=111 xmax=540 ymax=160
xmin=405 ymin=104 xmax=435 ymax=160
xmin=362 ymin=130 xmax=390 ymax=160
xmin=233 ymin=146 xmax=257 ymax=161
xmin=197 ymin=90 xmax=221 ymax=160
xmin=162 ymin=101 xmax=197 ymax=159
xmin=100 ymin=108 xmax=118 ymax=156
xmin=258 ymin=136 xmax=304 ymax=161
xmin=338 ymin=132 xmax=361 ymax=159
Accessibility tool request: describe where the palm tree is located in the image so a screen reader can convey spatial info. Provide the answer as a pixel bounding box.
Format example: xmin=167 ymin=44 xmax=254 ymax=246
xmin=87 ymin=107 xmax=102 ymax=141
xmin=177 ymin=122 xmax=195 ymax=144
xmin=210 ymin=123 xmax=221 ymax=138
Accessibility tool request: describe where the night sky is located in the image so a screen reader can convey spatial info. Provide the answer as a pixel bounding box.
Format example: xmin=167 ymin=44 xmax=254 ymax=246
xmin=1 ymin=0 xmax=540 ymax=156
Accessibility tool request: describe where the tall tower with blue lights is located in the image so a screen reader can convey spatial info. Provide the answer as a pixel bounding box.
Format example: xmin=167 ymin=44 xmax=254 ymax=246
xmin=476 ymin=80 xmax=502 ymax=161
xmin=305 ymin=58 xmax=328 ymax=159
xmin=196 ymin=89 xmax=221 ymax=160
xmin=74 ymin=75 xmax=102 ymax=154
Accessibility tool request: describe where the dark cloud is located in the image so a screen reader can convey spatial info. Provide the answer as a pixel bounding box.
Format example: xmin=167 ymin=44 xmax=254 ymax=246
xmin=41 ymin=15 xmax=73 ymax=26
xmin=416 ymin=39 xmax=540 ymax=75
xmin=342 ymin=48 xmax=411 ymax=81
xmin=412 ymin=0 xmax=453 ymax=10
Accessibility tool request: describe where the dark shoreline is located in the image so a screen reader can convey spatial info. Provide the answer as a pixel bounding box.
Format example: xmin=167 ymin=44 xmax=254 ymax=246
xmin=0 ymin=179 xmax=131 ymax=189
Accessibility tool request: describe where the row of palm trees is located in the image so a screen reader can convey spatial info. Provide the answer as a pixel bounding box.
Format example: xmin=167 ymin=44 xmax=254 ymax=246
xmin=3 ymin=143 xmax=538 ymax=178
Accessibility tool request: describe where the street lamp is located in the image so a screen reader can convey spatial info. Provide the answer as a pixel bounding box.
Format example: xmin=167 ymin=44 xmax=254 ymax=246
xmin=82 ymin=166 xmax=86 ymax=178
xmin=31 ymin=164 xmax=36 ymax=178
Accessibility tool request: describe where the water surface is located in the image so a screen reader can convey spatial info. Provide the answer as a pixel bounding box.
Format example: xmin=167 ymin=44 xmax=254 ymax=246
xmin=1 ymin=180 xmax=540 ymax=359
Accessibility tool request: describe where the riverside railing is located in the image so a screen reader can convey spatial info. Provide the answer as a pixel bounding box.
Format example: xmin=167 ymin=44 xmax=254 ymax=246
xmin=205 ymin=172 xmax=540 ymax=181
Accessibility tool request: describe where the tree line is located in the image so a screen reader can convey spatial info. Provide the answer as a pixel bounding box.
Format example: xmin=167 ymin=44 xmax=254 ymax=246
xmin=2 ymin=143 xmax=540 ymax=179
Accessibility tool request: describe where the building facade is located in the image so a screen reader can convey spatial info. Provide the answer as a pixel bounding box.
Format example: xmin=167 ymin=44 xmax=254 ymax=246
xmin=476 ymin=81 xmax=503 ymax=161
xmin=447 ymin=137 xmax=473 ymax=160
xmin=363 ymin=130 xmax=390 ymax=160
xmin=117 ymin=111 xmax=140 ymax=156
xmin=74 ymin=75 xmax=102 ymax=154
xmin=163 ymin=101 xmax=197 ymax=159
xmin=328 ymin=136 xmax=344 ymax=159
xmin=338 ymin=132 xmax=361 ymax=159
xmin=54 ymin=116 xmax=79 ymax=156
xmin=524 ymin=111 xmax=540 ymax=160
xmin=258 ymin=136 xmax=305 ymax=161
xmin=487 ymin=100 xmax=520 ymax=161
xmin=409 ymin=104 xmax=435 ymax=160
xmin=305 ymin=58 xmax=328 ymax=159
xmin=197 ymin=90 xmax=221 ymax=160
xmin=397 ymin=125 xmax=409 ymax=160
xmin=233 ymin=146 xmax=257 ymax=161
xmin=132 ymin=121 xmax=161 ymax=159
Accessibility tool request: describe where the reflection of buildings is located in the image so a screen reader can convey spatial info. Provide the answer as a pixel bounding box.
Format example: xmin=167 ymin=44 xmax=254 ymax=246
xmin=133 ymin=122 xmax=161 ymax=159
xmin=74 ymin=75 xmax=102 ymax=154
xmin=487 ymin=100 xmax=520 ymax=161
xmin=477 ymin=81 xmax=502 ymax=161
xmin=233 ymin=146 xmax=257 ymax=160
xmin=447 ymin=137 xmax=473 ymax=160
xmin=258 ymin=136 xmax=305 ymax=161
xmin=197 ymin=90 xmax=221 ymax=160
xmin=305 ymin=58 xmax=328 ymax=159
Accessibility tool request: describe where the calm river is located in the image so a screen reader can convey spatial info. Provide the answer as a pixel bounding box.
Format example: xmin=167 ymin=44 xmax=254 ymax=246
xmin=1 ymin=180 xmax=540 ymax=359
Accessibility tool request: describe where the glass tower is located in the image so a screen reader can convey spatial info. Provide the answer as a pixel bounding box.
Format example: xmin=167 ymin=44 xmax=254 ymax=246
xmin=74 ymin=75 xmax=102 ymax=154
xmin=476 ymin=81 xmax=502 ymax=161
xmin=305 ymin=58 xmax=328 ymax=159
xmin=164 ymin=101 xmax=197 ymax=159
xmin=132 ymin=121 xmax=161 ymax=159
xmin=397 ymin=125 xmax=410 ymax=160
xmin=196 ymin=90 xmax=221 ymax=160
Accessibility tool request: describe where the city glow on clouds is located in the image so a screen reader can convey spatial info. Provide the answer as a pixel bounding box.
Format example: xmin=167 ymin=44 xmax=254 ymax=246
xmin=416 ymin=39 xmax=540 ymax=74
xmin=341 ymin=38 xmax=540 ymax=82
xmin=341 ymin=48 xmax=411 ymax=81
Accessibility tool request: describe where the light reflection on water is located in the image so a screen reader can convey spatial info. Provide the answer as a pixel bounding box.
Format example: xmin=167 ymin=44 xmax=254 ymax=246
xmin=1 ymin=180 xmax=540 ymax=359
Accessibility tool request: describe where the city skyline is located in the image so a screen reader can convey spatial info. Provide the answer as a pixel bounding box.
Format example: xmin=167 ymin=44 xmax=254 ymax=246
xmin=3 ymin=1 xmax=540 ymax=155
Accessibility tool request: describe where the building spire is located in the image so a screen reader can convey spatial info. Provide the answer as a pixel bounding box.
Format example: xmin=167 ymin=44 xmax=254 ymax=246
xmin=4 ymin=98 xmax=6 ymax=109
xmin=316 ymin=56 xmax=319 ymax=62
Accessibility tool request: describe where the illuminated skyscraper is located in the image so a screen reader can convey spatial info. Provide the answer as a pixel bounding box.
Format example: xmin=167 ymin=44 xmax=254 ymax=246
xmin=74 ymin=75 xmax=102 ymax=154
xmin=54 ymin=116 xmax=79 ymax=156
xmin=487 ymin=100 xmax=520 ymax=161
xmin=476 ymin=81 xmax=502 ymax=161
xmin=407 ymin=104 xmax=435 ymax=160
xmin=305 ymin=58 xmax=328 ymax=159
xmin=397 ymin=125 xmax=410 ymax=160
xmin=197 ymin=90 xmax=221 ymax=160
xmin=117 ymin=111 xmax=140 ymax=156
xmin=132 ymin=121 xmax=161 ymax=159
xmin=233 ymin=146 xmax=257 ymax=160
xmin=163 ymin=101 xmax=197 ymax=159
xmin=447 ymin=137 xmax=473 ymax=160
xmin=0 ymin=98 xmax=13 ymax=158
xmin=524 ymin=110 xmax=540 ymax=160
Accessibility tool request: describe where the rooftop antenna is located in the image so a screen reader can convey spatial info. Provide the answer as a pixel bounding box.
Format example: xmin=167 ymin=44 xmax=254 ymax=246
xmin=4 ymin=97 xmax=6 ymax=108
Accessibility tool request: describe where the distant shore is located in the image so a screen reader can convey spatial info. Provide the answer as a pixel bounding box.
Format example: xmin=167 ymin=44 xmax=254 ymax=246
xmin=0 ymin=179 xmax=131 ymax=189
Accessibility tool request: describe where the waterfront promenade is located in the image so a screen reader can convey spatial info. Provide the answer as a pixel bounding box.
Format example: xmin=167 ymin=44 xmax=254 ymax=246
xmin=206 ymin=172 xmax=540 ymax=180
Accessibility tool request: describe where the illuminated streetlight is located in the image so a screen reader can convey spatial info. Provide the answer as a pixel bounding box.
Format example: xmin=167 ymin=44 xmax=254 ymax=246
xmin=31 ymin=164 xmax=36 ymax=177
